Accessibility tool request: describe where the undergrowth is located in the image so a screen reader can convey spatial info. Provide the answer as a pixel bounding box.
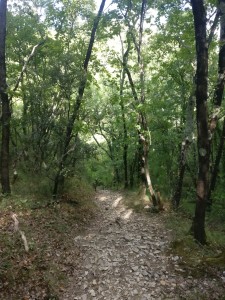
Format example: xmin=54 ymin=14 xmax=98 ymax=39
xmin=123 ymin=189 xmax=225 ymax=276
xmin=165 ymin=208 xmax=225 ymax=278
xmin=0 ymin=174 xmax=96 ymax=300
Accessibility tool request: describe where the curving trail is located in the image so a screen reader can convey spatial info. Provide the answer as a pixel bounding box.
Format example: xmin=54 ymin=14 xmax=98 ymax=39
xmin=61 ymin=190 xmax=224 ymax=300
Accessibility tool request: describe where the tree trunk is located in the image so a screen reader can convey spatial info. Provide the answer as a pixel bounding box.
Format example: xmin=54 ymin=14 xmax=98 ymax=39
xmin=0 ymin=0 xmax=11 ymax=194
xmin=53 ymin=0 xmax=106 ymax=198
xmin=172 ymin=140 xmax=189 ymax=209
xmin=191 ymin=0 xmax=209 ymax=244
xmin=208 ymin=118 xmax=225 ymax=205
xmin=121 ymin=110 xmax=128 ymax=188
xmin=207 ymin=0 xmax=225 ymax=206
xmin=211 ymin=0 xmax=225 ymax=109
xmin=172 ymin=88 xmax=195 ymax=209
xmin=141 ymin=133 xmax=158 ymax=206
xmin=123 ymin=0 xmax=159 ymax=206
xmin=120 ymin=43 xmax=130 ymax=189
xmin=138 ymin=0 xmax=159 ymax=206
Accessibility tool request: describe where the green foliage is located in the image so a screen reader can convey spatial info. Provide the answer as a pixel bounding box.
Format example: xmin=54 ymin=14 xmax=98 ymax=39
xmin=63 ymin=175 xmax=94 ymax=201
xmin=84 ymin=150 xmax=115 ymax=188
xmin=3 ymin=0 xmax=225 ymax=244
xmin=169 ymin=197 xmax=225 ymax=248
xmin=166 ymin=212 xmax=225 ymax=275
xmin=2 ymin=0 xmax=225 ymax=297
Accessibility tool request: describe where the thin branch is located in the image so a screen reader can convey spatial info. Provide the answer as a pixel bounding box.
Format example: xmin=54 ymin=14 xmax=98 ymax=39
xmin=11 ymin=41 xmax=45 ymax=99
xmin=139 ymin=0 xmax=147 ymax=62
xmin=207 ymin=8 xmax=220 ymax=46
xmin=92 ymin=133 xmax=112 ymax=159
xmin=124 ymin=66 xmax=139 ymax=103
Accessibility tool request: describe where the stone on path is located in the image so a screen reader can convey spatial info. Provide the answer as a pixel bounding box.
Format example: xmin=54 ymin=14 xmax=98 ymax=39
xmin=61 ymin=190 xmax=225 ymax=300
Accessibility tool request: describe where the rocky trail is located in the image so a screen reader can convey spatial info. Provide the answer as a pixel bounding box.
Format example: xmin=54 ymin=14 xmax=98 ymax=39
xmin=61 ymin=190 xmax=225 ymax=300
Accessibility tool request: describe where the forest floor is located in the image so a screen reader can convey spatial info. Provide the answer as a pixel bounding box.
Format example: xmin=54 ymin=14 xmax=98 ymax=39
xmin=60 ymin=190 xmax=225 ymax=300
xmin=0 ymin=189 xmax=225 ymax=299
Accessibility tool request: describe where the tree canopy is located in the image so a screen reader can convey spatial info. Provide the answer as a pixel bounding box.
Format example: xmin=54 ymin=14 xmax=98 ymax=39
xmin=0 ymin=0 xmax=225 ymax=246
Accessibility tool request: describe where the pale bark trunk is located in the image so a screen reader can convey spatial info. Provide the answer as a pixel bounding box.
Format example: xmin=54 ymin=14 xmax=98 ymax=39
xmin=123 ymin=0 xmax=159 ymax=206
xmin=137 ymin=0 xmax=158 ymax=206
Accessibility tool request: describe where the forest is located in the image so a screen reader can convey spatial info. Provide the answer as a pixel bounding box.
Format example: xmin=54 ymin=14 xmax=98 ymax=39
xmin=0 ymin=0 xmax=225 ymax=299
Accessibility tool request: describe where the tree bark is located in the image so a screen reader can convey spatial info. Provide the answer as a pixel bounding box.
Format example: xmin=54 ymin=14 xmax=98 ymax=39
xmin=172 ymin=139 xmax=190 ymax=209
xmin=207 ymin=0 xmax=225 ymax=206
xmin=119 ymin=98 xmax=128 ymax=188
xmin=120 ymin=38 xmax=130 ymax=189
xmin=211 ymin=0 xmax=225 ymax=109
xmin=138 ymin=0 xmax=159 ymax=206
xmin=172 ymin=87 xmax=195 ymax=209
xmin=191 ymin=0 xmax=209 ymax=244
xmin=208 ymin=118 xmax=225 ymax=205
xmin=53 ymin=0 xmax=106 ymax=198
xmin=123 ymin=11 xmax=159 ymax=206
xmin=0 ymin=0 xmax=11 ymax=194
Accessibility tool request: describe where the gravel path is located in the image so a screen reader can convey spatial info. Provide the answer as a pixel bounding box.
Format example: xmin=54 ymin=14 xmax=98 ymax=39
xmin=61 ymin=190 xmax=225 ymax=300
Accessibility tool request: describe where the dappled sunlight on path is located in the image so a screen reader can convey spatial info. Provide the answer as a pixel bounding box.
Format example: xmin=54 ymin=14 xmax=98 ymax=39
xmin=62 ymin=190 xmax=225 ymax=300
xmin=112 ymin=196 xmax=123 ymax=207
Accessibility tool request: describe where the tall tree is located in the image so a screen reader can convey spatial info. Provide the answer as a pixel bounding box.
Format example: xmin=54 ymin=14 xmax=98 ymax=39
xmin=191 ymin=0 xmax=209 ymax=244
xmin=137 ymin=0 xmax=158 ymax=206
xmin=119 ymin=38 xmax=130 ymax=189
xmin=0 ymin=0 xmax=11 ymax=194
xmin=208 ymin=0 xmax=225 ymax=206
xmin=52 ymin=0 xmax=106 ymax=197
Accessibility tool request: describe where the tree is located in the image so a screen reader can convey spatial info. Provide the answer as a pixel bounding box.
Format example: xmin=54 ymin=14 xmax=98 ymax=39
xmin=0 ymin=0 xmax=11 ymax=194
xmin=123 ymin=0 xmax=160 ymax=206
xmin=52 ymin=0 xmax=107 ymax=197
xmin=207 ymin=0 xmax=225 ymax=207
xmin=191 ymin=0 xmax=210 ymax=244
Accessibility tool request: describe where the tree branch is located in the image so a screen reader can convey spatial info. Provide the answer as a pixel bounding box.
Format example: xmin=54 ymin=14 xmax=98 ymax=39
xmin=11 ymin=40 xmax=45 ymax=99
xmin=11 ymin=213 xmax=29 ymax=252
xmin=207 ymin=8 xmax=220 ymax=46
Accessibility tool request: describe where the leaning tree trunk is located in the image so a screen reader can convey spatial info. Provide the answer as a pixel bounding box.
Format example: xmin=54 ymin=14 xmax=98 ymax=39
xmin=124 ymin=65 xmax=159 ymax=205
xmin=191 ymin=0 xmax=209 ymax=244
xmin=53 ymin=0 xmax=106 ymax=198
xmin=0 ymin=0 xmax=11 ymax=194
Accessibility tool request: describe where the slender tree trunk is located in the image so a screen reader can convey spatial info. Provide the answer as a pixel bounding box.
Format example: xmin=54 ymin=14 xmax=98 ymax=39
xmin=211 ymin=0 xmax=225 ymax=110
xmin=207 ymin=0 xmax=225 ymax=206
xmin=172 ymin=140 xmax=190 ymax=209
xmin=172 ymin=88 xmax=195 ymax=209
xmin=120 ymin=43 xmax=130 ymax=189
xmin=53 ymin=0 xmax=106 ymax=198
xmin=129 ymin=151 xmax=138 ymax=188
xmin=208 ymin=118 xmax=225 ymax=205
xmin=137 ymin=0 xmax=159 ymax=206
xmin=0 ymin=0 xmax=11 ymax=194
xmin=121 ymin=103 xmax=128 ymax=188
xmin=191 ymin=0 xmax=209 ymax=244
xmin=124 ymin=65 xmax=158 ymax=205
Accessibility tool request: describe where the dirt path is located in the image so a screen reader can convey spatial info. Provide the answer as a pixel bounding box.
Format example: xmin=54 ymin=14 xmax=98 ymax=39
xmin=61 ymin=190 xmax=224 ymax=300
